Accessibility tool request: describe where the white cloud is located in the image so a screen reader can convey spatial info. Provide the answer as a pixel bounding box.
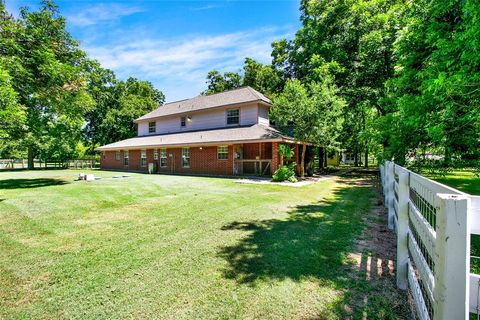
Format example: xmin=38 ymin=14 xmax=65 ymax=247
xmin=84 ymin=26 xmax=293 ymax=101
xmin=67 ymin=3 xmax=144 ymax=26
xmin=189 ymin=4 xmax=223 ymax=11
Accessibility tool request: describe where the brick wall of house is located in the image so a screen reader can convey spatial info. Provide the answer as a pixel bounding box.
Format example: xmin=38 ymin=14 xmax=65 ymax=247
xmin=101 ymin=142 xmax=279 ymax=176
xmin=102 ymin=145 xmax=234 ymax=175
xmin=101 ymin=150 xmax=149 ymax=172
xmin=271 ymin=142 xmax=279 ymax=173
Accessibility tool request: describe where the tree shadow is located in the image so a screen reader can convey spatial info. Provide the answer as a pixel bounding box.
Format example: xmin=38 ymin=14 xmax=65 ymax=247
xmin=218 ymin=174 xmax=411 ymax=318
xmin=218 ymin=180 xmax=367 ymax=285
xmin=0 ymin=178 xmax=69 ymax=190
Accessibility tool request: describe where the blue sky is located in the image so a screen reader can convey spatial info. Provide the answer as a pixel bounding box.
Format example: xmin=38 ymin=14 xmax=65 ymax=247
xmin=4 ymin=0 xmax=300 ymax=102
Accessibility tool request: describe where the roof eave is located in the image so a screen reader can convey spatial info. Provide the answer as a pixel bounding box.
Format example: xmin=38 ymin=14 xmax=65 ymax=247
xmin=95 ymin=137 xmax=289 ymax=151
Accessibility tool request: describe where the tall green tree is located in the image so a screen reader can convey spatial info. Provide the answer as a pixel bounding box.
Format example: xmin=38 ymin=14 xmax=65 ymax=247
xmin=203 ymin=70 xmax=242 ymax=95
xmin=0 ymin=63 xmax=26 ymax=140
xmin=387 ymin=0 xmax=480 ymax=164
xmin=271 ymin=0 xmax=404 ymax=163
xmin=242 ymin=58 xmax=283 ymax=97
xmin=1 ymin=0 xmax=94 ymax=167
xmin=95 ymin=77 xmax=164 ymax=145
xmin=203 ymin=58 xmax=283 ymax=98
xmin=271 ymin=78 xmax=344 ymax=177
xmin=271 ymin=80 xmax=315 ymax=177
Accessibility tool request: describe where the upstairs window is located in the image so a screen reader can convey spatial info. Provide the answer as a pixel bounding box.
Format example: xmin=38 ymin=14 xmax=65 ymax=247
xmin=217 ymin=146 xmax=228 ymax=160
xmin=180 ymin=116 xmax=186 ymax=127
xmin=182 ymin=147 xmax=190 ymax=168
xmin=141 ymin=150 xmax=147 ymax=167
xmin=115 ymin=151 xmax=120 ymax=161
xmin=160 ymin=148 xmax=167 ymax=167
xmin=124 ymin=150 xmax=129 ymax=166
xmin=148 ymin=121 xmax=156 ymax=133
xmin=227 ymin=109 xmax=239 ymax=125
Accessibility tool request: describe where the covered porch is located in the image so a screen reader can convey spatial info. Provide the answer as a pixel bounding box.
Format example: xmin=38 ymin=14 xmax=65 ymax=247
xmin=233 ymin=142 xmax=315 ymax=176
xmin=233 ymin=142 xmax=275 ymax=176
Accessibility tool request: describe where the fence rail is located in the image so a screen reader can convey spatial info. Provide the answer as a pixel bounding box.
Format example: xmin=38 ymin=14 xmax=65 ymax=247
xmin=380 ymin=161 xmax=480 ymax=320
xmin=0 ymin=159 xmax=100 ymax=170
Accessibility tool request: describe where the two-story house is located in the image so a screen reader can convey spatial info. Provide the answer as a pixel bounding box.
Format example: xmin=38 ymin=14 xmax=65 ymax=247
xmin=96 ymin=87 xmax=302 ymax=176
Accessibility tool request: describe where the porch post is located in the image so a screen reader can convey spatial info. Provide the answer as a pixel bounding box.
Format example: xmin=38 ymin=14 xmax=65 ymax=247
xmin=271 ymin=142 xmax=279 ymax=174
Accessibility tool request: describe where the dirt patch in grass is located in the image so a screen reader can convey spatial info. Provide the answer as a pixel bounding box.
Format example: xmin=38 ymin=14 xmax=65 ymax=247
xmin=343 ymin=173 xmax=413 ymax=319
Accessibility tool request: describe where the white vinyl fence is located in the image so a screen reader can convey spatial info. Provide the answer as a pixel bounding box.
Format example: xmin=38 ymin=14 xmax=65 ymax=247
xmin=379 ymin=161 xmax=480 ymax=320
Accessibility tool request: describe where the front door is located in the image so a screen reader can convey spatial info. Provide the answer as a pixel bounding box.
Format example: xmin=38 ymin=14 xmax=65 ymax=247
xmin=168 ymin=152 xmax=175 ymax=173
xmin=234 ymin=145 xmax=243 ymax=175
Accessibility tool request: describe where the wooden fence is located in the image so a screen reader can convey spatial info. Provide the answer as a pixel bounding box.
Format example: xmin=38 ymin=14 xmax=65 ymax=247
xmin=380 ymin=161 xmax=480 ymax=319
xmin=0 ymin=159 xmax=100 ymax=170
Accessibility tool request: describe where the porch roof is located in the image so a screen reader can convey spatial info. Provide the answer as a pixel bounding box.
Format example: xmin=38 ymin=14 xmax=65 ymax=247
xmin=95 ymin=124 xmax=297 ymax=151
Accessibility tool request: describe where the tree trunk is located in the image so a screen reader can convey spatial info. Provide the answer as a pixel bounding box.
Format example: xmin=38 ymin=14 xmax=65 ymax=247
xmin=354 ymin=146 xmax=359 ymax=167
xmin=300 ymin=142 xmax=306 ymax=177
xmin=444 ymin=145 xmax=451 ymax=167
xmin=324 ymin=151 xmax=327 ymax=169
xmin=318 ymin=147 xmax=324 ymax=172
xmin=27 ymin=146 xmax=34 ymax=170
xmin=364 ymin=145 xmax=368 ymax=168
xmin=279 ymin=155 xmax=284 ymax=167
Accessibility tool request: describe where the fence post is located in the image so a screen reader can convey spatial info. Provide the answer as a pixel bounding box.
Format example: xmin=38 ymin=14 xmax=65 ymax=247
xmin=387 ymin=162 xmax=395 ymax=230
xmin=383 ymin=162 xmax=389 ymax=204
xmin=396 ymin=170 xmax=409 ymax=290
xmin=380 ymin=164 xmax=384 ymax=186
xmin=434 ymin=194 xmax=470 ymax=320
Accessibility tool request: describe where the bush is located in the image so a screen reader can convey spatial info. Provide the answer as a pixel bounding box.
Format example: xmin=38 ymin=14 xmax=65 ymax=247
xmin=272 ymin=163 xmax=298 ymax=182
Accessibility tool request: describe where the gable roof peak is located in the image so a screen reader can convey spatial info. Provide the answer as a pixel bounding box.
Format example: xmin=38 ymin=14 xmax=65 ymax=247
xmin=135 ymin=86 xmax=271 ymax=122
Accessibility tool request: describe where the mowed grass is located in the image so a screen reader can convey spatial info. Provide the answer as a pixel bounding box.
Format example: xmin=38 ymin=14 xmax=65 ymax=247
xmin=426 ymin=169 xmax=480 ymax=195
xmin=426 ymin=170 xmax=480 ymax=273
xmin=0 ymin=170 xmax=393 ymax=319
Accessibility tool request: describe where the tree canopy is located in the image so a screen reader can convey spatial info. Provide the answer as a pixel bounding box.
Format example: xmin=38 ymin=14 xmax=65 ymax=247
xmin=0 ymin=1 xmax=164 ymax=166
xmin=1 ymin=0 xmax=479 ymax=170
xmin=204 ymin=0 xmax=480 ymax=168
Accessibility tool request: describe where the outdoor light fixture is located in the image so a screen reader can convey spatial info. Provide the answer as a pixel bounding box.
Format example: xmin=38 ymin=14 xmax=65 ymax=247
xmin=187 ymin=116 xmax=192 ymax=122
xmin=199 ymin=147 xmax=203 ymax=150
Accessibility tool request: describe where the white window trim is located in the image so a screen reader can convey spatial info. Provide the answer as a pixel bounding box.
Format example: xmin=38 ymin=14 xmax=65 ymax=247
xmin=160 ymin=148 xmax=167 ymax=167
xmin=181 ymin=147 xmax=190 ymax=168
xmin=153 ymin=149 xmax=158 ymax=160
xmin=115 ymin=151 xmax=120 ymax=161
xmin=140 ymin=150 xmax=147 ymax=167
xmin=124 ymin=150 xmax=129 ymax=166
xmin=217 ymin=145 xmax=228 ymax=160
xmin=148 ymin=121 xmax=156 ymax=134
xmin=226 ymin=108 xmax=240 ymax=126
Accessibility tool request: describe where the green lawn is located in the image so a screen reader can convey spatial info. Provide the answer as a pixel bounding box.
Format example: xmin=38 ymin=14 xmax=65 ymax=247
xmin=426 ymin=170 xmax=480 ymax=274
xmin=426 ymin=169 xmax=480 ymax=195
xmin=0 ymin=170 xmax=403 ymax=319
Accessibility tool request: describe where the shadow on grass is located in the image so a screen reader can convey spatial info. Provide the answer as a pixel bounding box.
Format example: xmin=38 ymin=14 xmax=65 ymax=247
xmin=219 ymin=181 xmax=365 ymax=284
xmin=0 ymin=178 xmax=69 ymax=189
xmin=218 ymin=174 xmax=410 ymax=318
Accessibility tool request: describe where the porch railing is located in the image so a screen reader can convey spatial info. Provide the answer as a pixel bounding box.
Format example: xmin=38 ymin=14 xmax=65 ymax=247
xmin=234 ymin=159 xmax=271 ymax=175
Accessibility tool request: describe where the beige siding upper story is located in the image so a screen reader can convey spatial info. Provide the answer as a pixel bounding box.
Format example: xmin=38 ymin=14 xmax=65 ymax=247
xmin=138 ymin=102 xmax=267 ymax=136
xmin=258 ymin=105 xmax=270 ymax=126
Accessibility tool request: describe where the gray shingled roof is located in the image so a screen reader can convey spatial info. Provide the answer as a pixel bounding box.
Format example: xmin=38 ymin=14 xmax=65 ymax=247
xmin=135 ymin=86 xmax=271 ymax=121
xmin=95 ymin=124 xmax=294 ymax=151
